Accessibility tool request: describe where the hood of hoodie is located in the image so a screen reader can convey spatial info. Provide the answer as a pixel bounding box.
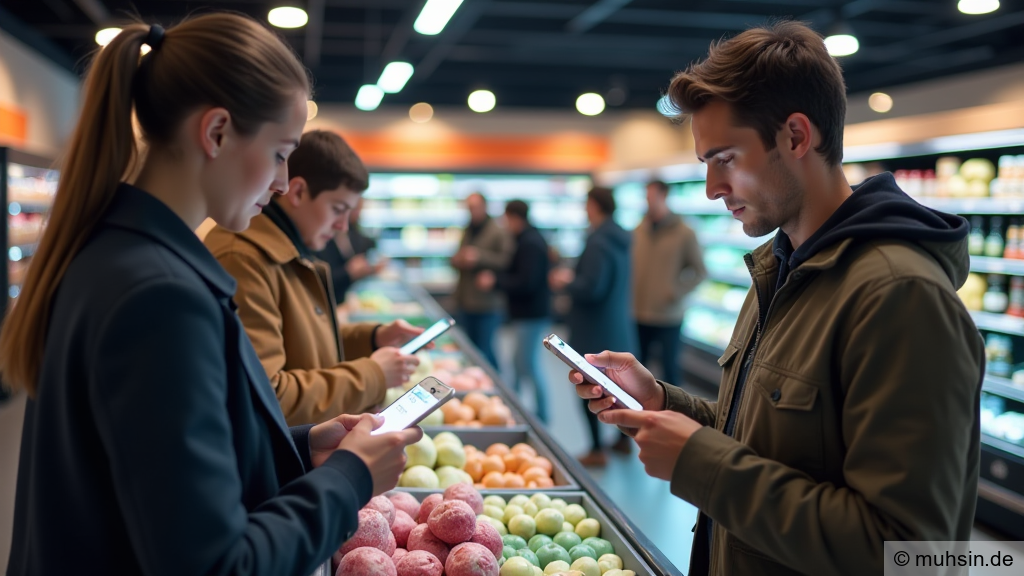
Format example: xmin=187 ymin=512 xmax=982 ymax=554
xmin=781 ymin=172 xmax=970 ymax=288
xmin=591 ymin=218 xmax=631 ymax=251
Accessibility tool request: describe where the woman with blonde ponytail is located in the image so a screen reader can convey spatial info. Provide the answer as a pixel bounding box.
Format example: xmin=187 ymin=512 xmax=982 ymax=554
xmin=4 ymin=14 xmax=422 ymax=576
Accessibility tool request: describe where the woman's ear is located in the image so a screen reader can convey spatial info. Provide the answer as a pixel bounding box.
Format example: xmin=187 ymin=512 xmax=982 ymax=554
xmin=199 ymin=107 xmax=231 ymax=159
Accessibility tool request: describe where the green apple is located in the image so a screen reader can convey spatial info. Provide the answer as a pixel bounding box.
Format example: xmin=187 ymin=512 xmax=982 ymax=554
xmin=598 ymin=554 xmax=623 ymax=573
xmin=563 ymin=504 xmax=587 ymax=526
xmin=432 ymin=431 xmax=463 ymax=449
xmin=436 ymin=443 xmax=467 ymax=469
xmin=503 ymin=505 xmax=526 ymax=525
xmin=515 ymin=548 xmax=540 ymax=567
xmin=508 ymin=495 xmax=531 ymax=509
xmin=581 ymin=538 xmax=613 ymax=558
xmin=568 ymin=544 xmax=596 ymax=563
xmin=398 ymin=465 xmax=439 ymax=488
xmin=436 ymin=466 xmax=464 ymax=488
xmin=549 ymin=498 xmax=568 ymax=512
xmin=502 ymin=535 xmax=528 ymax=551
xmin=543 ymin=560 xmax=571 ymax=575
xmin=509 ymin=514 xmax=537 ymax=540
xmin=500 ymin=557 xmax=534 ymax=576
xmin=530 ymin=493 xmax=552 ymax=510
xmin=553 ymin=531 xmax=582 ymax=551
xmin=536 ymin=543 xmax=572 ymax=568
xmin=420 ymin=408 xmax=445 ymax=426
xmin=503 ymin=545 xmax=518 ymax=560
xmin=484 ymin=495 xmax=508 ymax=510
xmin=405 ymin=435 xmax=437 ymax=469
xmin=602 ymin=571 xmax=635 ymax=576
xmin=484 ymin=505 xmax=505 ymax=521
xmin=532 ymin=566 xmax=543 ymax=576
xmin=480 ymin=514 xmax=508 ymax=536
xmin=574 ymin=518 xmax=601 ymax=539
xmin=570 ymin=557 xmax=600 ymax=576
xmin=522 ymin=501 xmax=539 ymax=516
xmin=534 ymin=509 xmax=565 ymax=536
xmin=528 ymin=534 xmax=553 ymax=553
xmin=562 ymin=522 xmax=575 ymax=534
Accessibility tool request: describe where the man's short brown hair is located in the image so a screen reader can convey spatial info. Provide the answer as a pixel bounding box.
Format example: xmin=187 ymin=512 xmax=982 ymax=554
xmin=588 ymin=186 xmax=616 ymax=216
xmin=287 ymin=130 xmax=369 ymax=197
xmin=668 ymin=21 xmax=847 ymax=166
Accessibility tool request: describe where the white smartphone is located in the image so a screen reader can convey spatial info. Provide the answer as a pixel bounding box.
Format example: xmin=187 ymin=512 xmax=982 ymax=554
xmin=399 ymin=318 xmax=455 ymax=355
xmin=542 ymin=334 xmax=643 ymax=411
xmin=372 ymin=376 xmax=455 ymax=435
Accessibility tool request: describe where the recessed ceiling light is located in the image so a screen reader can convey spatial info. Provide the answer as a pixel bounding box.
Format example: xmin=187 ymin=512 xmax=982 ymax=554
xmin=95 ymin=27 xmax=121 ymax=46
xmin=410 ymin=103 xmax=434 ymax=123
xmin=355 ymin=85 xmax=384 ymax=111
xmin=306 ymin=100 xmax=318 ymax=121
xmin=576 ymin=93 xmax=605 ymax=116
xmin=824 ymin=34 xmax=859 ymax=57
xmin=268 ymin=7 xmax=308 ymax=29
xmin=868 ymin=92 xmax=893 ymax=113
xmin=958 ymin=0 xmax=999 ymax=15
xmin=378 ymin=62 xmax=415 ymax=94
xmin=468 ymin=90 xmax=496 ymax=113
xmin=414 ymin=0 xmax=465 ymax=35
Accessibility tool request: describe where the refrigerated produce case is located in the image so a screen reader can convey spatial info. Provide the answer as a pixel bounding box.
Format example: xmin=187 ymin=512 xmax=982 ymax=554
xmin=340 ymin=277 xmax=683 ymax=575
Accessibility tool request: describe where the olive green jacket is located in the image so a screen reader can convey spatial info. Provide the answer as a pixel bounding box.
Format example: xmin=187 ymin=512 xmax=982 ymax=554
xmin=665 ymin=237 xmax=984 ymax=575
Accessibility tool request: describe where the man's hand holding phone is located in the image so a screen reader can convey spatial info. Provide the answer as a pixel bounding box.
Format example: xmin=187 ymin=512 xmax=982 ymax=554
xmin=570 ymin=351 xmax=666 ymax=415
xmin=375 ymin=319 xmax=428 ymax=349
xmin=314 ymin=413 xmax=423 ymax=496
xmin=371 ymin=347 xmax=419 ymax=388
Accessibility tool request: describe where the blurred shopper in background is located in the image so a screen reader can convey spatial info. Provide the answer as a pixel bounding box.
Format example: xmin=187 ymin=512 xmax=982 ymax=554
xmin=206 ymin=130 xmax=424 ymax=425
xmin=551 ymin=186 xmax=638 ymax=467
xmin=632 ymin=180 xmax=706 ymax=386
xmin=451 ymin=192 xmax=513 ymax=368
xmin=478 ymin=200 xmax=552 ymax=423
xmin=317 ymin=197 xmax=387 ymax=303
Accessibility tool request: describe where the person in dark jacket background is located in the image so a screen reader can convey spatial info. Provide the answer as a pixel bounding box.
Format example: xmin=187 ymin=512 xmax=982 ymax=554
xmin=550 ymin=187 xmax=638 ymax=466
xmin=477 ymin=200 xmax=552 ymax=423
xmin=0 ymin=15 xmax=420 ymax=576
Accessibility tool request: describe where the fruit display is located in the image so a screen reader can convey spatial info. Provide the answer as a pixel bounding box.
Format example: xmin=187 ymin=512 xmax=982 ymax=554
xmin=334 ymin=485 xmax=636 ymax=576
xmin=398 ymin=432 xmax=562 ymax=490
xmin=440 ymin=392 xmax=514 ymax=427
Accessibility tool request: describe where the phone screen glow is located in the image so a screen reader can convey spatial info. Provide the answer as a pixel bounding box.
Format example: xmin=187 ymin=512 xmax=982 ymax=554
xmin=373 ymin=384 xmax=441 ymax=434
xmin=550 ymin=336 xmax=643 ymax=411
xmin=399 ymin=319 xmax=453 ymax=355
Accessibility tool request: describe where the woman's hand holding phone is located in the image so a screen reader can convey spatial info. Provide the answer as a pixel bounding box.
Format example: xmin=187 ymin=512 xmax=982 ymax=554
xmin=371 ymin=347 xmax=420 ymax=388
xmin=327 ymin=413 xmax=423 ymax=496
xmin=570 ymin=351 xmax=666 ymax=415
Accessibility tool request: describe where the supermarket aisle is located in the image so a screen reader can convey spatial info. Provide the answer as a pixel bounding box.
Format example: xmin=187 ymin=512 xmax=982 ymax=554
xmin=496 ymin=326 xmax=702 ymax=573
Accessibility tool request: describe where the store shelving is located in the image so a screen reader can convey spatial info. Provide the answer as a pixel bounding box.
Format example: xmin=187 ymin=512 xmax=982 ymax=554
xmin=1 ymin=148 xmax=57 ymax=316
xmin=983 ymin=434 xmax=1024 ymax=461
xmin=970 ymin=311 xmax=1024 ymax=337
xmin=984 ymin=376 xmax=1024 ymax=405
xmin=970 ymin=256 xmax=1024 ymax=276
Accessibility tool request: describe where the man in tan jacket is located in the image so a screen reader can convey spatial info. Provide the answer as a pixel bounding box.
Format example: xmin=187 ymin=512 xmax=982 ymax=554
xmin=632 ymin=180 xmax=706 ymax=386
xmin=575 ymin=21 xmax=983 ymax=576
xmin=206 ymin=131 xmax=423 ymax=426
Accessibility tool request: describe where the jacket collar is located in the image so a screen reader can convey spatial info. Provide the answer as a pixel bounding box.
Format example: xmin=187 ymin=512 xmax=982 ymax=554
xmin=236 ymin=211 xmax=302 ymax=265
xmin=750 ymin=235 xmax=856 ymax=277
xmin=105 ymin=184 xmax=237 ymax=297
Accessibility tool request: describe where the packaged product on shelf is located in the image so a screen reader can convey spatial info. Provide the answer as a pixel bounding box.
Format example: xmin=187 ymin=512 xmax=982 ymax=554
xmin=957 ymin=273 xmax=986 ymax=311
xmin=983 ymin=275 xmax=1009 ymax=314
xmin=1008 ymin=277 xmax=1024 ymax=318
xmin=984 ymin=217 xmax=1005 ymax=258
xmin=968 ymin=216 xmax=985 ymax=256
xmin=985 ymin=334 xmax=1013 ymax=379
xmin=1005 ymin=220 xmax=1021 ymax=259
xmin=959 ymin=158 xmax=996 ymax=198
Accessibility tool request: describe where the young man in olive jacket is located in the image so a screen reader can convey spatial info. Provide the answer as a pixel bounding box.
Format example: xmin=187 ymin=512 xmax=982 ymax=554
xmin=575 ymin=22 xmax=984 ymax=576
xmin=206 ymin=131 xmax=424 ymax=426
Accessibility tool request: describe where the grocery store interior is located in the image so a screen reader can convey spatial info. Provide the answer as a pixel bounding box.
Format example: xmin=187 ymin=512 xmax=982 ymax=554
xmin=3 ymin=0 xmax=1024 ymax=574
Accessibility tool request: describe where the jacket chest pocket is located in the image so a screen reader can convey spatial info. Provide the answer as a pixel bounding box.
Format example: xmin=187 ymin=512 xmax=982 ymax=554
xmin=742 ymin=368 xmax=824 ymax=473
xmin=716 ymin=342 xmax=742 ymax=428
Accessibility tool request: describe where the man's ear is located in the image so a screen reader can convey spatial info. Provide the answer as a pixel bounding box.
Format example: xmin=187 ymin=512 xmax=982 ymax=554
xmin=284 ymin=177 xmax=307 ymax=207
xmin=780 ymin=112 xmax=814 ymax=160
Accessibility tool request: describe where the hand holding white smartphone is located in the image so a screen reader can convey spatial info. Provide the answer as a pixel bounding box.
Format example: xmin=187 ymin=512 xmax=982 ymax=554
xmin=372 ymin=376 xmax=455 ymax=435
xmin=542 ymin=334 xmax=644 ymax=411
xmin=399 ymin=318 xmax=455 ymax=356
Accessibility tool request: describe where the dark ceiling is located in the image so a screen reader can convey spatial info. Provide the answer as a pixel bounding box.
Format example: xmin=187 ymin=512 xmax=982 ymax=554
xmin=4 ymin=0 xmax=1024 ymax=112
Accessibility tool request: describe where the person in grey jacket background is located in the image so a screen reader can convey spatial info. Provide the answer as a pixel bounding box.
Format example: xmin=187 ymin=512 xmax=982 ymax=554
xmin=632 ymin=180 xmax=706 ymax=386
xmin=551 ymin=187 xmax=638 ymax=467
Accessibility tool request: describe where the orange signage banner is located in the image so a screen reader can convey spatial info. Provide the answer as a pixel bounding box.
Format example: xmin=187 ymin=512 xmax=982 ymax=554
xmin=341 ymin=131 xmax=609 ymax=172
xmin=0 ymin=102 xmax=27 ymax=144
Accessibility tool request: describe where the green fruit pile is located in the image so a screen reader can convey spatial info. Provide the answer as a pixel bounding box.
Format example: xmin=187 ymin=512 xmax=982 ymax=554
xmin=399 ymin=432 xmax=473 ymax=489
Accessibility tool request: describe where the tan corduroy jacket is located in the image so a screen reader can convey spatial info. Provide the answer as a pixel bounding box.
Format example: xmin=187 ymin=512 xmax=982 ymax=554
xmin=665 ymin=236 xmax=984 ymax=576
xmin=205 ymin=214 xmax=386 ymax=426
xmin=632 ymin=213 xmax=706 ymax=326
xmin=454 ymin=217 xmax=514 ymax=313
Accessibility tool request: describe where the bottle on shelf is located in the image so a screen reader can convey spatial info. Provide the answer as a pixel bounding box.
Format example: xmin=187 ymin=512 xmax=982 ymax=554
xmin=985 ymin=333 xmax=1014 ymax=379
xmin=985 ymin=217 xmax=1005 ymax=258
xmin=1008 ymin=277 xmax=1024 ymax=318
xmin=983 ymin=274 xmax=1009 ymax=314
xmin=969 ymin=216 xmax=986 ymax=257
xmin=1006 ymin=220 xmax=1021 ymax=260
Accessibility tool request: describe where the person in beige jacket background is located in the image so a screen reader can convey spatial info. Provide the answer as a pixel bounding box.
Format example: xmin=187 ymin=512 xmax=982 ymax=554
xmin=632 ymin=180 xmax=706 ymax=386
xmin=206 ymin=130 xmax=424 ymax=426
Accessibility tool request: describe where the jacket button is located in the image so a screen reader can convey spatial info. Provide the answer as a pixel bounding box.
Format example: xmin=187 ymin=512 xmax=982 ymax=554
xmin=770 ymin=389 xmax=781 ymax=402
